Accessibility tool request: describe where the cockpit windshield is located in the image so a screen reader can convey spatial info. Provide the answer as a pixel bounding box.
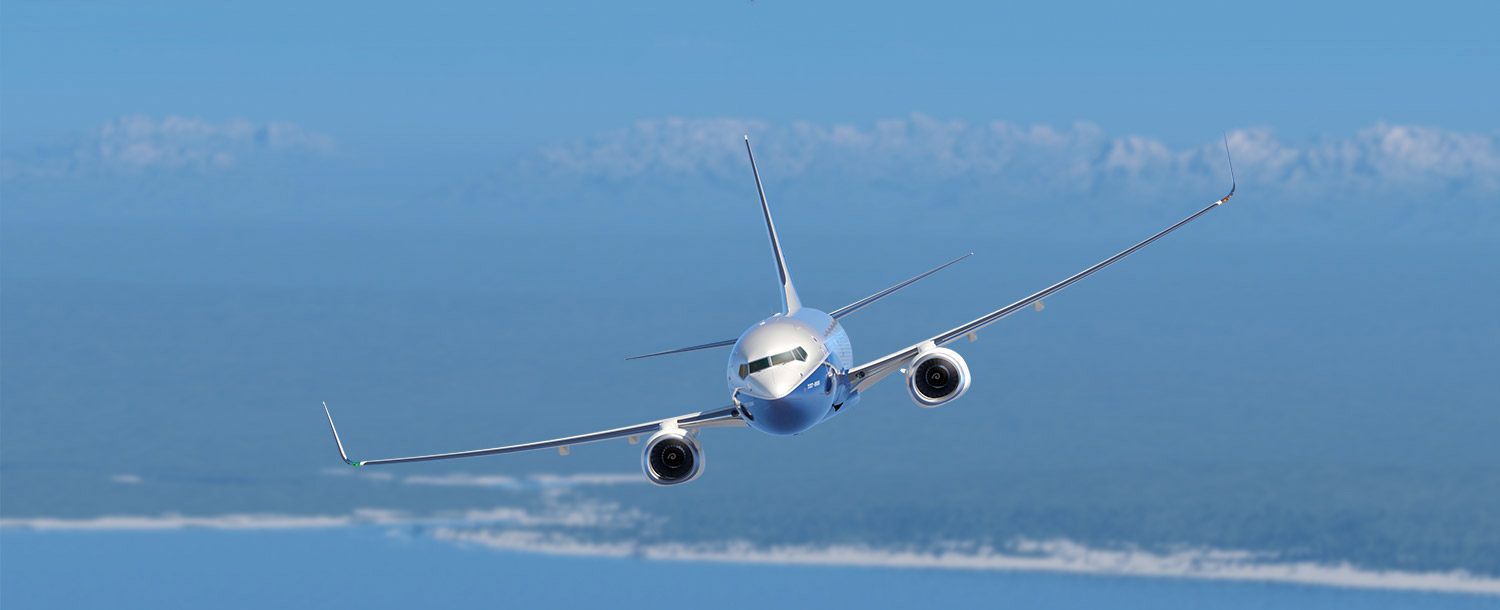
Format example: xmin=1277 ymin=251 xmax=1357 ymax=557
xmin=737 ymin=346 xmax=809 ymax=379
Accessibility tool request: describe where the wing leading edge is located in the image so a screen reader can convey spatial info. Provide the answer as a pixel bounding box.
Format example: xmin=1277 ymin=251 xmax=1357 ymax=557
xmin=321 ymin=402 xmax=745 ymax=466
xmin=848 ymin=171 xmax=1236 ymax=395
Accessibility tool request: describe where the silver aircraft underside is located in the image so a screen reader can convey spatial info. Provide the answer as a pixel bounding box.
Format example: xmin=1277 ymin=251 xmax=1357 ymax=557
xmin=322 ymin=136 xmax=1238 ymax=485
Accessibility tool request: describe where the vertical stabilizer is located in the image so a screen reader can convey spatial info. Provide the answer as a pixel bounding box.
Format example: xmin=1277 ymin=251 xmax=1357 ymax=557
xmin=744 ymin=136 xmax=802 ymax=314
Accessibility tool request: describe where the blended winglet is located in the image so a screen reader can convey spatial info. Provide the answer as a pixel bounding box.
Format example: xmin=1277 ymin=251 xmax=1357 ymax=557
xmin=321 ymin=401 xmax=361 ymax=466
xmin=1218 ymin=134 xmax=1236 ymax=205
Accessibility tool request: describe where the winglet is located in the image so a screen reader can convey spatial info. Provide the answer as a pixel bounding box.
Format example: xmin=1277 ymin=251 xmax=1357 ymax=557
xmin=321 ymin=401 xmax=361 ymax=466
xmin=744 ymin=136 xmax=802 ymax=314
xmin=1218 ymin=134 xmax=1236 ymax=205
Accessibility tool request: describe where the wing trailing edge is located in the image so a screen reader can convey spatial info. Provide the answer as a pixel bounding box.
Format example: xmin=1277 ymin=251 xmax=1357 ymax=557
xmin=319 ymin=401 xmax=744 ymax=467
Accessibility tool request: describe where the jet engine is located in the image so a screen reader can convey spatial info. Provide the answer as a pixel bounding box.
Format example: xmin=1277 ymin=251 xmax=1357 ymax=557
xmin=906 ymin=345 xmax=971 ymax=408
xmin=641 ymin=428 xmax=704 ymax=486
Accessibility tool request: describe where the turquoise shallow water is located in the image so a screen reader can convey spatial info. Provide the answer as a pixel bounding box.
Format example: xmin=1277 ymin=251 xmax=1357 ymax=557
xmin=3 ymin=529 xmax=1497 ymax=610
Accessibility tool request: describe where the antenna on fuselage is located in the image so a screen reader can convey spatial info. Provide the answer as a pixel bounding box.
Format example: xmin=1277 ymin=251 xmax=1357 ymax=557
xmin=743 ymin=136 xmax=802 ymax=314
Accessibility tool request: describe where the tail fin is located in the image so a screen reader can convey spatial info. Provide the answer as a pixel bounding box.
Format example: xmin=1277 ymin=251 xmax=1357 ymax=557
xmin=743 ymin=136 xmax=801 ymax=314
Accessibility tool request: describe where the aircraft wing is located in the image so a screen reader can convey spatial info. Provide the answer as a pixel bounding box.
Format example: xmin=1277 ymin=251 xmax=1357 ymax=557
xmin=321 ymin=402 xmax=745 ymax=466
xmin=847 ymin=183 xmax=1235 ymax=396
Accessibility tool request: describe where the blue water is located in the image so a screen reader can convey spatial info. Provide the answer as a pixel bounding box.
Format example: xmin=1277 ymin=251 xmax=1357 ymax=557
xmin=2 ymin=530 xmax=1495 ymax=609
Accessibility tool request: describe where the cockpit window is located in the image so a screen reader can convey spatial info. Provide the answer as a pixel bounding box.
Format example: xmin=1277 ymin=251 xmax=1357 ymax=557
xmin=738 ymin=346 xmax=809 ymax=379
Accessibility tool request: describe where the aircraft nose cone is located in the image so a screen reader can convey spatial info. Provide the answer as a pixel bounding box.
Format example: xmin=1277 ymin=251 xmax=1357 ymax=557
xmin=746 ymin=369 xmax=801 ymax=399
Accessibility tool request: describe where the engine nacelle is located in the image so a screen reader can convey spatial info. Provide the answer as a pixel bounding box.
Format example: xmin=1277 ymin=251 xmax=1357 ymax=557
xmin=906 ymin=345 xmax=971 ymax=408
xmin=641 ymin=428 xmax=705 ymax=486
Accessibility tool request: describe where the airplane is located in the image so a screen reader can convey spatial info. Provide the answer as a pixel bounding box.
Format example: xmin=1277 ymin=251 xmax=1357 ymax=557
xmin=322 ymin=136 xmax=1236 ymax=486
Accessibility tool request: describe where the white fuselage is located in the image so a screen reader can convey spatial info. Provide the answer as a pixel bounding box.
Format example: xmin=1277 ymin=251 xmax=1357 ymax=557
xmin=727 ymin=308 xmax=857 ymax=435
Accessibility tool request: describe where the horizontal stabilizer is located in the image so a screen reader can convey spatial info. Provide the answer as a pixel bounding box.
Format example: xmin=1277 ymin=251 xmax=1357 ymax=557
xmin=829 ymin=253 xmax=972 ymax=319
xmin=625 ymin=338 xmax=737 ymax=361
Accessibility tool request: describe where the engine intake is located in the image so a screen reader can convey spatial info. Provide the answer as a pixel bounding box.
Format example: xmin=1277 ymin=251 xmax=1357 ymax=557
xmin=906 ymin=346 xmax=971 ymax=408
xmin=641 ymin=429 xmax=704 ymax=486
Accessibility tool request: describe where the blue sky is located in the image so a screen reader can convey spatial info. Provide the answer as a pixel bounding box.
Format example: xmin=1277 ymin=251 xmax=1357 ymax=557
xmin=4 ymin=0 xmax=1496 ymax=154
xmin=4 ymin=0 xmax=1496 ymax=245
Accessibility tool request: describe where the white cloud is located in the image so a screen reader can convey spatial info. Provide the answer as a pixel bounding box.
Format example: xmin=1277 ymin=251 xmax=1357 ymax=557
xmin=453 ymin=502 xmax=654 ymax=528
xmin=2 ymin=115 xmax=334 ymax=178
xmin=319 ymin=469 xmax=646 ymax=490
xmin=109 ymin=474 xmax=142 ymax=484
xmin=402 ymin=472 xmax=642 ymax=489
xmin=0 ymin=512 xmax=362 ymax=531
xmin=527 ymin=115 xmax=1500 ymax=196
xmin=437 ymin=530 xmax=1500 ymax=596
xmin=402 ymin=473 xmax=522 ymax=487
xmin=0 ymin=501 xmax=646 ymax=532
xmin=527 ymin=473 xmax=643 ymax=486
xmin=1222 ymin=123 xmax=1500 ymax=193
xmin=5 ymin=499 xmax=1495 ymax=595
